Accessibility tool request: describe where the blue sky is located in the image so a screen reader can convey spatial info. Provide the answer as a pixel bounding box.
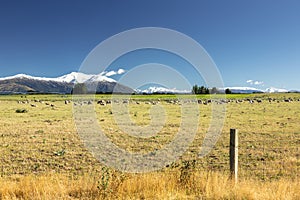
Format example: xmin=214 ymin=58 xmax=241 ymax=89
xmin=0 ymin=0 xmax=299 ymax=90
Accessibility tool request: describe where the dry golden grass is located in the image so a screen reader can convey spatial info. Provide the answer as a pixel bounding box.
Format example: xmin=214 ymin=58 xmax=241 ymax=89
xmin=0 ymin=93 xmax=299 ymax=199
xmin=0 ymin=171 xmax=299 ymax=199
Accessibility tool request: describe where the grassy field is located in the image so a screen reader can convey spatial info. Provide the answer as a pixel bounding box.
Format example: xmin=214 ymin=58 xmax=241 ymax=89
xmin=0 ymin=93 xmax=299 ymax=199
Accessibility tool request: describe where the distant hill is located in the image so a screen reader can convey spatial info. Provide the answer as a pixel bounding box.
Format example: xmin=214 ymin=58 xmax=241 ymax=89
xmin=219 ymin=87 xmax=264 ymax=94
xmin=220 ymin=87 xmax=294 ymax=94
xmin=0 ymin=73 xmax=297 ymax=94
xmin=0 ymin=73 xmax=134 ymax=94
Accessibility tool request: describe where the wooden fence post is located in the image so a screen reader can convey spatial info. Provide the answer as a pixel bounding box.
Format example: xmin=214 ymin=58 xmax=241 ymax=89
xmin=230 ymin=129 xmax=238 ymax=182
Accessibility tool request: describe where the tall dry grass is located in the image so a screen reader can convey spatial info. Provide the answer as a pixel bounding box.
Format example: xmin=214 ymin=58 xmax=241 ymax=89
xmin=0 ymin=170 xmax=299 ymax=199
xmin=1 ymin=94 xmax=299 ymax=199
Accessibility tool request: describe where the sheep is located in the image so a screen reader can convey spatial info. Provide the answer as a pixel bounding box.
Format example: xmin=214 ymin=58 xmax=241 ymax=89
xmin=97 ymin=100 xmax=103 ymax=104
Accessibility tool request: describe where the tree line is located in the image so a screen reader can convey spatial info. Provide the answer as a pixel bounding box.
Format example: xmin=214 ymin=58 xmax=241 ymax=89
xmin=72 ymin=83 xmax=233 ymax=95
xmin=192 ymin=85 xmax=232 ymax=94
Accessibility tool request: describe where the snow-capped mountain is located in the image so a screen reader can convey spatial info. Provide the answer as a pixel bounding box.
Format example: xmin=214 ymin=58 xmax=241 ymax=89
xmin=139 ymin=86 xmax=294 ymax=94
xmin=136 ymin=86 xmax=190 ymax=94
xmin=0 ymin=72 xmax=116 ymax=83
xmin=0 ymin=74 xmax=55 ymax=82
xmin=54 ymin=72 xmax=116 ymax=83
xmin=264 ymin=87 xmax=289 ymax=93
xmin=0 ymin=72 xmax=132 ymax=94
xmin=222 ymin=87 xmax=291 ymax=94
xmin=0 ymin=72 xmax=297 ymax=94
xmin=220 ymin=87 xmax=264 ymax=94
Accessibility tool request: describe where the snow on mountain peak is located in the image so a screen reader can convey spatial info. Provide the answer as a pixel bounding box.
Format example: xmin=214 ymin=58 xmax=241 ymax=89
xmin=55 ymin=72 xmax=94 ymax=83
xmin=0 ymin=73 xmax=55 ymax=81
xmin=85 ymin=74 xmax=116 ymax=83
xmin=265 ymin=87 xmax=288 ymax=93
xmin=224 ymin=86 xmax=263 ymax=91
xmin=136 ymin=86 xmax=190 ymax=94
xmin=0 ymin=72 xmax=117 ymax=83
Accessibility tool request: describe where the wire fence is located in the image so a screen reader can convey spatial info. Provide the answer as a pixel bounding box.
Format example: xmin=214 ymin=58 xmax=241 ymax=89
xmin=238 ymin=132 xmax=299 ymax=180
xmin=0 ymin=126 xmax=299 ymax=181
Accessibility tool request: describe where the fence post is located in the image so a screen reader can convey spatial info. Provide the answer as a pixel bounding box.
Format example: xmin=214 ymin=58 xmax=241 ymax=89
xmin=230 ymin=129 xmax=238 ymax=182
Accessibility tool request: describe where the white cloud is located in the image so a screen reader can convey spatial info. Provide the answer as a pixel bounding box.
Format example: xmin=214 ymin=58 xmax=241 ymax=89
xmin=105 ymin=71 xmax=117 ymax=77
xmin=254 ymin=81 xmax=264 ymax=85
xmin=246 ymin=80 xmax=264 ymax=86
xmin=102 ymin=68 xmax=126 ymax=77
xmin=117 ymin=69 xmax=125 ymax=74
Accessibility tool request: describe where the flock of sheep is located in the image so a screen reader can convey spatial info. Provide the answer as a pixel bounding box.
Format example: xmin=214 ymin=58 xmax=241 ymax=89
xmin=15 ymin=96 xmax=300 ymax=108
xmin=17 ymin=99 xmax=55 ymax=108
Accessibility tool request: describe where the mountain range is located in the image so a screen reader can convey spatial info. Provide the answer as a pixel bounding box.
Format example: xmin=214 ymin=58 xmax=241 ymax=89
xmin=219 ymin=87 xmax=290 ymax=94
xmin=0 ymin=72 xmax=134 ymax=94
xmin=0 ymin=73 xmax=297 ymax=94
xmin=137 ymin=86 xmax=294 ymax=94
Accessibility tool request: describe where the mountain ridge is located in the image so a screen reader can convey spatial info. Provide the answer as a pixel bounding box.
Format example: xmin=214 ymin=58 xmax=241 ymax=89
xmin=0 ymin=72 xmax=116 ymax=83
xmin=0 ymin=72 xmax=133 ymax=94
xmin=0 ymin=73 xmax=298 ymax=94
xmin=137 ymin=86 xmax=296 ymax=94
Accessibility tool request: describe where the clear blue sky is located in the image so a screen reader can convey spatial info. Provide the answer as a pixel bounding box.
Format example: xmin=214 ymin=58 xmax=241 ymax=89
xmin=0 ymin=0 xmax=299 ymax=90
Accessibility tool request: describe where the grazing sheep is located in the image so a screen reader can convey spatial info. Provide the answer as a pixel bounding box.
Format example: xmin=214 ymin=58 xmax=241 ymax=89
xmin=31 ymin=104 xmax=37 ymax=107
xmin=97 ymin=100 xmax=107 ymax=106
xmin=151 ymin=101 xmax=156 ymax=105
xmin=113 ymin=100 xmax=119 ymax=104
xmin=221 ymin=99 xmax=228 ymax=104
xmin=97 ymin=100 xmax=104 ymax=104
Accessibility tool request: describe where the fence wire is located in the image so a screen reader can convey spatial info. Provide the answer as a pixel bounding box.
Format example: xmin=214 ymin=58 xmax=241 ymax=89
xmin=1 ymin=131 xmax=299 ymax=181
